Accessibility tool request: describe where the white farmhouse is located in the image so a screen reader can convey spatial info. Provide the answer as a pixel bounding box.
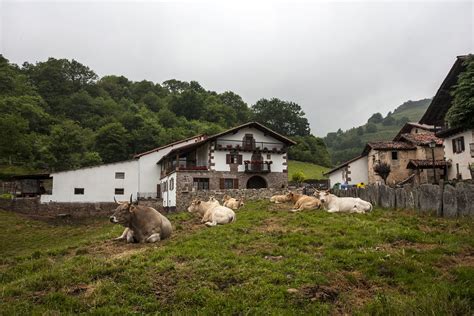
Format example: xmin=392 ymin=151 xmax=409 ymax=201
xmin=437 ymin=127 xmax=474 ymax=180
xmin=41 ymin=122 xmax=295 ymax=211
xmin=324 ymin=155 xmax=368 ymax=188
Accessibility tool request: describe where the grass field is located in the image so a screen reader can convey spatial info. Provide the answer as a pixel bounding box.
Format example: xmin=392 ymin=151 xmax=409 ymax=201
xmin=0 ymin=203 xmax=473 ymax=315
xmin=288 ymin=160 xmax=329 ymax=180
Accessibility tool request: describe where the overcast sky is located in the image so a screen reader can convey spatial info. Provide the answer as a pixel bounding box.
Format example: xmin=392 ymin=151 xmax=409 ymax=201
xmin=1 ymin=0 xmax=472 ymax=136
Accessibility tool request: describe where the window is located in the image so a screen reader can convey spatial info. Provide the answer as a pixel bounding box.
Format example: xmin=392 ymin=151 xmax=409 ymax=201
xmin=226 ymin=153 xmax=242 ymax=164
xmin=221 ymin=178 xmax=238 ymax=189
xmin=115 ymin=172 xmax=125 ymax=179
xmin=391 ymin=151 xmax=398 ymax=160
xmin=267 ymin=154 xmax=271 ymax=159
xmin=452 ymin=137 xmax=465 ymax=154
xmin=169 ymin=178 xmax=174 ymax=191
xmin=115 ymin=188 xmax=124 ymax=195
xmin=193 ymin=178 xmax=209 ymax=190
xmin=243 ymin=134 xmax=255 ymax=150
xmin=74 ymin=188 xmax=84 ymax=195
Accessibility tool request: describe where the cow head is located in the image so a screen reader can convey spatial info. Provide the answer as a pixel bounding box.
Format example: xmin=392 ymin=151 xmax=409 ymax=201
xmin=286 ymin=192 xmax=295 ymax=200
xmin=316 ymin=190 xmax=331 ymax=204
xmin=187 ymin=199 xmax=203 ymax=213
xmin=208 ymin=196 xmax=220 ymax=206
xmin=222 ymin=194 xmax=231 ymax=202
xmin=110 ymin=195 xmax=134 ymax=224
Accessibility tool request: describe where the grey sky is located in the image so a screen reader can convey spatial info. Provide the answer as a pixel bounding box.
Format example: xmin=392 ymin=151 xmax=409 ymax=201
xmin=1 ymin=1 xmax=472 ymax=136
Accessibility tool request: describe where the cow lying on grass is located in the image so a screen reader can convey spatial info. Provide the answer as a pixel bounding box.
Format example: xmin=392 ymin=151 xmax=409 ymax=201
xmin=188 ymin=197 xmax=236 ymax=226
xmin=286 ymin=192 xmax=321 ymax=212
xmin=110 ymin=196 xmax=172 ymax=243
xmin=222 ymin=195 xmax=245 ymax=210
xmin=269 ymin=193 xmax=291 ymax=204
xmin=314 ymin=190 xmax=372 ymax=213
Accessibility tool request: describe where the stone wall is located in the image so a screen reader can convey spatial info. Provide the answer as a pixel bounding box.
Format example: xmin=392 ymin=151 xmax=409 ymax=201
xmin=332 ymin=182 xmax=474 ymax=217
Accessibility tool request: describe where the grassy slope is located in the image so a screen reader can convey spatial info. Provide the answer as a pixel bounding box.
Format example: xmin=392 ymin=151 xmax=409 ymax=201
xmin=288 ymin=160 xmax=329 ymax=180
xmin=1 ymin=203 xmax=473 ymax=315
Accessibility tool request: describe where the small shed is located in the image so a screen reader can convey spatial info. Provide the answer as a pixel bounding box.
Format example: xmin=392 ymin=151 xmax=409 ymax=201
xmin=12 ymin=174 xmax=52 ymax=197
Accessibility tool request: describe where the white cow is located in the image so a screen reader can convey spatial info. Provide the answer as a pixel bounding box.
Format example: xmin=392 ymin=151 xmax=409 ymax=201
xmin=315 ymin=190 xmax=372 ymax=213
xmin=188 ymin=198 xmax=236 ymax=226
xmin=222 ymin=194 xmax=245 ymax=210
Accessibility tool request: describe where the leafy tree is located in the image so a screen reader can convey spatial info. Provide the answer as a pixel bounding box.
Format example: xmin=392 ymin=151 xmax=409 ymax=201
xmin=0 ymin=114 xmax=31 ymax=164
xmin=382 ymin=115 xmax=396 ymax=126
xmin=374 ymin=162 xmax=391 ymax=184
xmin=367 ymin=113 xmax=383 ymax=124
xmin=169 ymin=89 xmax=205 ymax=120
xmin=397 ymin=116 xmax=410 ymax=125
xmin=162 ymin=79 xmax=190 ymax=94
xmin=95 ymin=122 xmax=129 ymax=163
xmin=219 ymin=91 xmax=251 ymax=123
xmin=366 ymin=123 xmax=378 ymax=133
xmin=291 ymin=171 xmax=306 ymax=186
xmin=357 ymin=126 xmax=364 ymax=135
xmin=446 ymin=55 xmax=474 ymax=129
xmin=252 ymin=98 xmax=310 ymax=136
xmin=289 ymin=135 xmax=331 ymax=167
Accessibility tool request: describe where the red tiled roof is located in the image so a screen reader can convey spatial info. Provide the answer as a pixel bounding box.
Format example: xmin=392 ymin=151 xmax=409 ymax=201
xmin=406 ymin=159 xmax=449 ymax=169
xmin=367 ymin=141 xmax=416 ymax=150
xmin=399 ymin=133 xmax=443 ymax=146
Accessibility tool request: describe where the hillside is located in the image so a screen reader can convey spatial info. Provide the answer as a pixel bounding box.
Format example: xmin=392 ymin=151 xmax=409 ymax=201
xmin=288 ymin=160 xmax=329 ymax=180
xmin=324 ymin=99 xmax=431 ymax=165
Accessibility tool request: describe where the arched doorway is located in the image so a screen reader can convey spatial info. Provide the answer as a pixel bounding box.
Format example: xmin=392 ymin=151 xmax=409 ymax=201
xmin=246 ymin=175 xmax=267 ymax=189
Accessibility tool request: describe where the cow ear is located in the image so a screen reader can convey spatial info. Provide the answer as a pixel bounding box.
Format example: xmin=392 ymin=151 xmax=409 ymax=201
xmin=197 ymin=201 xmax=201 ymax=204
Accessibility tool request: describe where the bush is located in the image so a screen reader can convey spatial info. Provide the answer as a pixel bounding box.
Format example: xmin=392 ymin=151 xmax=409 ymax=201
xmin=291 ymin=171 xmax=306 ymax=184
xmin=0 ymin=193 xmax=13 ymax=199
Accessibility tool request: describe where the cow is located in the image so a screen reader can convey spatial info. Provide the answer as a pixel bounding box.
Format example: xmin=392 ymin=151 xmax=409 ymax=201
xmin=269 ymin=193 xmax=291 ymax=204
xmin=110 ymin=195 xmax=172 ymax=243
xmin=222 ymin=194 xmax=245 ymax=210
xmin=314 ymin=190 xmax=372 ymax=213
xmin=187 ymin=198 xmax=236 ymax=226
xmin=286 ymin=191 xmax=321 ymax=212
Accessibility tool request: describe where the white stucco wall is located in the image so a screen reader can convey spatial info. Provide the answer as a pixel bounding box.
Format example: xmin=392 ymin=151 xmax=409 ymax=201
xmin=443 ymin=129 xmax=473 ymax=180
xmin=349 ymin=156 xmax=369 ymax=184
xmin=212 ymin=126 xmax=287 ymax=172
xmin=160 ymin=173 xmax=177 ymax=207
xmin=41 ymin=160 xmax=139 ymax=203
xmin=328 ymin=169 xmax=344 ymax=187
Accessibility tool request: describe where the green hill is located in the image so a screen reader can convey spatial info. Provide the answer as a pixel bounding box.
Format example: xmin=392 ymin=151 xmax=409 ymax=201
xmin=324 ymin=99 xmax=431 ymax=165
xmin=288 ymin=160 xmax=329 ymax=180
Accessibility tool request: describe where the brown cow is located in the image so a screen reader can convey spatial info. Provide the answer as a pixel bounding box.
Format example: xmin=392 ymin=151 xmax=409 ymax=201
xmin=286 ymin=192 xmax=321 ymax=212
xmin=110 ymin=196 xmax=172 ymax=243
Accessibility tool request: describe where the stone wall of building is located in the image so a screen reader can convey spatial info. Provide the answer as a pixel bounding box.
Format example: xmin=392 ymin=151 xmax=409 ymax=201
xmin=332 ymin=181 xmax=474 ymax=217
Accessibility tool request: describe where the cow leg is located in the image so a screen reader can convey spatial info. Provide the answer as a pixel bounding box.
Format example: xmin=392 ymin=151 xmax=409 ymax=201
xmin=327 ymin=209 xmax=338 ymax=213
xmin=205 ymin=220 xmax=218 ymax=227
xmin=126 ymin=229 xmax=135 ymax=243
xmin=113 ymin=228 xmax=130 ymax=241
xmin=146 ymin=233 xmax=161 ymax=243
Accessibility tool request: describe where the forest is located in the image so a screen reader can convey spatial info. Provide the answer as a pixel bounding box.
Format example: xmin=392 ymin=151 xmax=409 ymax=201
xmin=0 ymin=56 xmax=331 ymax=174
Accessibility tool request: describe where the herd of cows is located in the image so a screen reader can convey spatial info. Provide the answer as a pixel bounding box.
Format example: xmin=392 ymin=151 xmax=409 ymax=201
xmin=109 ymin=191 xmax=373 ymax=244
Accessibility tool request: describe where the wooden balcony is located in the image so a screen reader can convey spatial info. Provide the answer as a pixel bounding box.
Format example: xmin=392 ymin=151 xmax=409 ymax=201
xmin=244 ymin=161 xmax=272 ymax=173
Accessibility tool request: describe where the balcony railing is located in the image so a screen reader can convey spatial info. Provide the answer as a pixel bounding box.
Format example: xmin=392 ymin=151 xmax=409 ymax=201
xmin=244 ymin=161 xmax=272 ymax=173
xmin=215 ymin=139 xmax=286 ymax=153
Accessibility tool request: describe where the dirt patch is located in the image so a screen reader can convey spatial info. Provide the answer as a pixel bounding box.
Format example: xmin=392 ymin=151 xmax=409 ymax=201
xmin=255 ymin=217 xmax=287 ymax=233
xmin=438 ymin=248 xmax=474 ymax=269
xmin=374 ymin=240 xmax=440 ymax=252
xmin=83 ymin=240 xmax=152 ymax=260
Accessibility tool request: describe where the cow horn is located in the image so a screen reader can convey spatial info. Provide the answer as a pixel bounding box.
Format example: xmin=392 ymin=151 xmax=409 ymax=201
xmin=114 ymin=196 xmax=118 ymax=204
xmin=129 ymin=194 xmax=133 ymax=204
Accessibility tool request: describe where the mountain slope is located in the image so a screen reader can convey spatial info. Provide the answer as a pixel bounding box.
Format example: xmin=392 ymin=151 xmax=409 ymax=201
xmin=324 ymin=99 xmax=431 ymax=165
xmin=288 ymin=160 xmax=329 ymax=180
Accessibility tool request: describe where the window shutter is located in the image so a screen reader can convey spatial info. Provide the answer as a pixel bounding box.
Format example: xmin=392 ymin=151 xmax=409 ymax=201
xmin=226 ymin=154 xmax=231 ymax=164
xmin=237 ymin=155 xmax=243 ymax=164
xmin=452 ymin=139 xmax=456 ymax=153
xmin=461 ymin=137 xmax=465 ymax=151
xmin=220 ymin=178 xmax=225 ymax=189
xmin=234 ymin=178 xmax=239 ymax=189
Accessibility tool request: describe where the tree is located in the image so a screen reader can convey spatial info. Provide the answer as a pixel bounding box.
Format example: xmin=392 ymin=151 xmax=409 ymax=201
xmin=357 ymin=126 xmax=364 ymax=135
xmin=219 ymin=91 xmax=251 ymax=123
xmin=252 ymin=98 xmax=310 ymax=136
xmin=397 ymin=116 xmax=410 ymax=125
xmin=366 ymin=123 xmax=378 ymax=133
xmin=291 ymin=171 xmax=306 ymax=186
xmin=374 ymin=162 xmax=391 ymax=184
xmin=446 ymin=54 xmax=474 ymax=129
xmin=367 ymin=113 xmax=383 ymax=124
xmin=0 ymin=114 xmax=31 ymax=164
xmin=95 ymin=122 xmax=129 ymax=163
xmin=382 ymin=115 xmax=396 ymax=126
xmin=169 ymin=89 xmax=205 ymax=120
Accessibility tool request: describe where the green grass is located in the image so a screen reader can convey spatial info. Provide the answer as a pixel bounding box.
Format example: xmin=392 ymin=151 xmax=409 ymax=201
xmin=288 ymin=160 xmax=329 ymax=180
xmin=0 ymin=203 xmax=473 ymax=315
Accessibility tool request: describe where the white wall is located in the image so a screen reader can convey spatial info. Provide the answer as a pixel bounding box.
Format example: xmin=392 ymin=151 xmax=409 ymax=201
xmin=160 ymin=173 xmax=177 ymax=207
xmin=41 ymin=160 xmax=139 ymax=203
xmin=328 ymin=169 xmax=344 ymax=188
xmin=443 ymin=129 xmax=473 ymax=180
xmin=213 ymin=126 xmax=287 ymax=172
xmin=349 ymin=156 xmax=369 ymax=184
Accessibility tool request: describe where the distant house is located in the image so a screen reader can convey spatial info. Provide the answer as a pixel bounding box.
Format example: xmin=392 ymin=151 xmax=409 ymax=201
xmin=41 ymin=122 xmax=295 ymax=211
xmin=324 ymin=155 xmax=368 ymax=188
xmin=325 ymin=122 xmax=446 ymax=186
xmin=419 ymin=55 xmax=473 ymax=180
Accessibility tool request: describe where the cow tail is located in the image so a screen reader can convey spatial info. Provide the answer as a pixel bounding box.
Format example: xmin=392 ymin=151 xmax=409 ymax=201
xmin=230 ymin=214 xmax=236 ymax=223
xmin=369 ymin=203 xmax=373 ymax=212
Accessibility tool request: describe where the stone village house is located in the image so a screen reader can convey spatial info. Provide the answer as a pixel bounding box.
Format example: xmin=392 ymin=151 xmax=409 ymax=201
xmin=41 ymin=122 xmax=295 ymax=211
